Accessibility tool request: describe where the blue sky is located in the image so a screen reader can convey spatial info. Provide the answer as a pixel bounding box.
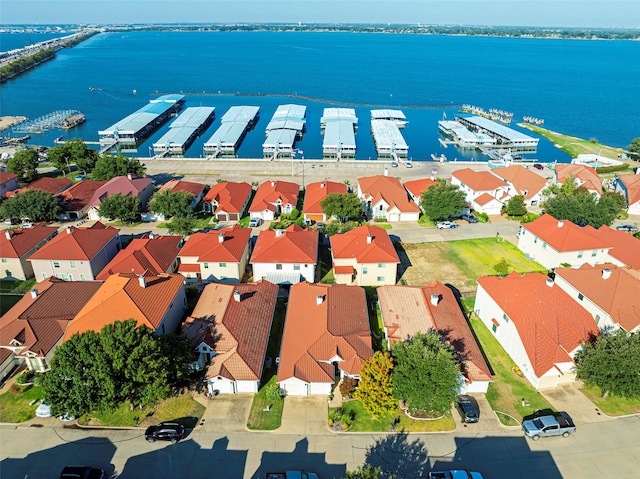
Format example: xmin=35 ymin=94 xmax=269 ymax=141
xmin=2 ymin=1 xmax=638 ymax=28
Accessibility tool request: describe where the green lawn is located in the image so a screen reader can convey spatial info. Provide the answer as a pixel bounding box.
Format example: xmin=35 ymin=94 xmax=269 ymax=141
xmin=418 ymin=215 xmax=435 ymax=227
xmin=0 ymin=384 xmax=44 ymax=423
xmin=246 ymin=376 xmax=284 ymax=430
xmin=373 ymin=223 xmax=392 ymax=230
xmin=580 ymin=384 xmax=640 ymax=417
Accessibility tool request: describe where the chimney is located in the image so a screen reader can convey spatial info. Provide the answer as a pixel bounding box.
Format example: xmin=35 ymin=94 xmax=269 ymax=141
xmin=5 ymin=230 xmax=12 ymax=240
xmin=557 ymin=220 xmax=564 ymax=228
xmin=30 ymin=289 xmax=38 ymax=298
xmin=127 ymin=173 xmax=133 ymax=180
xmin=546 ymin=278 xmax=554 ymax=287
xmin=270 ymin=180 xmax=275 ymax=187
xmin=316 ymin=295 xmax=324 ymax=305
xmin=275 ymin=229 xmax=283 ymax=237
xmin=138 ymin=275 xmax=147 ymax=288
xmin=430 ymin=294 xmax=440 ymax=306
xmin=66 ymin=226 xmax=72 ymax=234
xmin=321 ymin=182 xmax=325 ymax=188
xmin=366 ymin=234 xmax=372 ymax=244
xmin=233 ymin=290 xmax=241 ymax=302
xmin=149 ymin=233 xmax=155 ymax=239
xmin=384 ymin=167 xmax=388 ymax=177
xmin=218 ymin=233 xmax=225 ymax=243
xmin=602 ymin=268 xmax=612 ymax=280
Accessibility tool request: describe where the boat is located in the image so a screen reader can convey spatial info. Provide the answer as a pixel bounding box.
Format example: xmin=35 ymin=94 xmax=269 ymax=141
xmin=61 ymin=113 xmax=86 ymax=129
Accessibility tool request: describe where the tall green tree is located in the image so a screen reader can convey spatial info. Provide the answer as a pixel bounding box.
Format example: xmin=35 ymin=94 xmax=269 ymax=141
xmin=419 ymin=180 xmax=467 ymax=221
xmin=505 ymin=195 xmax=527 ymax=216
xmin=92 ymin=152 xmax=146 ymax=181
xmin=391 ymin=331 xmax=460 ymax=415
xmin=167 ymin=215 xmax=196 ymax=236
xmin=627 ymin=137 xmax=640 ymax=157
xmin=345 ymin=465 xmax=386 ymax=479
xmin=0 ymin=189 xmax=61 ymax=222
xmin=98 ymin=193 xmax=140 ymax=223
xmin=47 ymin=139 xmax=98 ymax=176
xmin=575 ymin=330 xmax=640 ymax=399
xmin=543 ymin=191 xmax=624 ymax=228
xmin=354 ymin=351 xmax=396 ymax=419
xmin=149 ymin=190 xmax=194 ymax=219
xmin=320 ymin=192 xmax=363 ymax=223
xmin=7 ymin=148 xmax=39 ymax=183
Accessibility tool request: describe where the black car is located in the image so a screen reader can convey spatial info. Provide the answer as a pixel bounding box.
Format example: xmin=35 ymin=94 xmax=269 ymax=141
xmin=145 ymin=422 xmax=185 ymax=444
xmin=60 ymin=466 xmax=105 ymax=479
xmin=533 ymin=163 xmax=544 ymax=170
xmin=462 ymin=214 xmax=479 ymax=224
xmin=456 ymin=395 xmax=480 ymax=423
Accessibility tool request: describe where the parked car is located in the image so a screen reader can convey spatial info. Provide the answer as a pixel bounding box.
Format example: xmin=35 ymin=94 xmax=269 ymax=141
xmin=522 ymin=411 xmax=576 ymax=440
xmin=533 ymin=163 xmax=544 ymax=170
xmin=35 ymin=400 xmax=52 ymax=418
xmin=4 ymin=218 xmax=19 ymax=225
xmin=404 ymin=160 xmax=413 ymax=168
xmin=390 ymin=161 xmax=399 ymax=168
xmin=455 ymin=395 xmax=480 ymax=423
xmin=436 ymin=221 xmax=458 ymax=229
xmin=461 ymin=214 xmax=478 ymax=224
xmin=21 ymin=222 xmax=33 ymax=229
xmin=429 ymin=470 xmax=484 ymax=479
xmin=59 ymin=413 xmax=76 ymax=422
xmin=248 ymin=218 xmax=262 ymax=228
xmin=76 ymin=175 xmax=86 ymax=181
xmin=316 ymin=222 xmax=325 ymax=229
xmin=60 ymin=466 xmax=105 ymax=479
xmin=616 ymin=224 xmax=638 ymax=232
xmin=145 ymin=422 xmax=185 ymax=444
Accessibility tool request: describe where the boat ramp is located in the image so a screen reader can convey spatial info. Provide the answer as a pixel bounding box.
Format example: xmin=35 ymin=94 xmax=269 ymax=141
xmin=152 ymin=106 xmax=215 ymax=155
xmin=321 ymin=108 xmax=358 ymax=160
xmin=203 ymin=106 xmax=259 ymax=157
xmin=262 ymin=104 xmax=306 ymax=159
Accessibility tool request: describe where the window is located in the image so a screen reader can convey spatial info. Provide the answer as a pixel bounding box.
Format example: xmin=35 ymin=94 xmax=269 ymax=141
xmin=378 ymin=263 xmax=385 ymax=268
xmin=363 ymin=267 xmax=368 ymax=274
xmin=376 ymin=276 xmax=384 ymax=281
xmin=42 ymin=273 xmax=48 ymax=279
xmin=80 ymin=273 xmax=86 ymax=280
xmin=70 ymin=260 xmax=77 ymax=269
xmin=204 ymin=263 xmax=209 ymax=269
xmin=578 ymin=293 xmax=584 ymax=301
xmin=53 ymin=261 xmax=60 ymax=268
xmin=591 ymin=250 xmax=597 ymax=257
xmin=542 ymin=242 xmax=547 ymax=249
xmin=492 ymin=324 xmax=497 ymax=333
xmin=577 ymin=251 xmax=583 ymax=258
xmin=595 ymin=314 xmax=600 ymax=325
xmin=534 ymin=237 xmax=537 ymax=244
xmin=219 ymin=263 xmax=226 ymax=268
xmin=1 ymin=258 xmax=7 ymax=263
xmin=503 ymin=313 xmax=510 ymax=323
xmin=276 ymin=264 xmax=283 ymax=270
xmin=293 ymin=264 xmax=300 ymax=271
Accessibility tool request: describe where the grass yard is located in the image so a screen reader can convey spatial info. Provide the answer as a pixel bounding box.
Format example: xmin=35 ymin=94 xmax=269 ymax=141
xmin=373 ymin=223 xmax=392 ymax=230
xmin=418 ymin=215 xmax=435 ymax=227
xmin=0 ymin=384 xmax=44 ymax=423
xmin=246 ymin=376 xmax=284 ymax=430
xmin=579 ymin=384 xmax=640 ymax=417
xmin=399 ymin=238 xmax=547 ymax=288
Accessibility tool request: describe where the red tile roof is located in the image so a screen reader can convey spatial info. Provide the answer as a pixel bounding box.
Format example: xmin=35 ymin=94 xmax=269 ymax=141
xmin=88 ymin=175 xmax=152 ymax=207
xmin=0 ymin=278 xmax=101 ymax=358
xmin=63 ymin=273 xmax=185 ymax=340
xmin=491 ymin=165 xmax=548 ymax=200
xmin=202 ymin=182 xmax=252 ymax=214
xmin=28 ymin=222 xmax=119 ymax=261
xmin=473 ymin=192 xmax=498 ymax=206
xmin=0 ymin=223 xmax=58 ymax=258
xmin=0 ymin=172 xmax=18 ymax=185
xmin=158 ymin=179 xmax=205 ymax=197
xmin=330 ymin=225 xmax=400 ymax=264
xmin=522 ymin=214 xmax=609 ymax=253
xmin=96 ymin=234 xmax=182 ymax=280
xmin=358 ymin=175 xmax=420 ymax=214
xmin=478 ymin=272 xmax=597 ymax=377
xmin=582 ymin=225 xmax=640 ymax=269
xmin=277 ymin=282 xmax=372 ymax=383
xmin=555 ymin=164 xmax=602 ymax=195
xmin=303 ymin=181 xmax=347 ymax=214
xmin=452 ymin=168 xmax=508 ymax=192
xmin=178 ymin=224 xmax=250 ymax=263
xmin=6 ymin=177 xmax=72 ymax=197
xmin=617 ymin=174 xmax=640 ymax=205
xmin=56 ymin=180 xmax=107 ymax=212
xmin=249 ymin=180 xmax=299 ymax=214
xmin=403 ymin=178 xmax=439 ymax=199
xmin=251 ymin=224 xmax=318 ymax=264
xmin=378 ymin=283 xmax=492 ymax=383
xmin=555 ymin=264 xmax=640 ymax=332
xmin=182 ymin=280 xmax=278 ymax=381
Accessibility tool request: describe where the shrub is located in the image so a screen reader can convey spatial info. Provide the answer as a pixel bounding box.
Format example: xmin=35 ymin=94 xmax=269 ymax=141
xmin=493 ymin=258 xmax=511 ymax=277
xmin=341 ymin=410 xmax=354 ymax=429
xmin=328 ymin=407 xmax=343 ymax=424
xmin=340 ymin=377 xmax=358 ymax=398
xmin=521 ymin=212 xmax=540 ymax=223
xmin=265 ymin=383 xmax=284 ymax=402
xmin=289 ymin=208 xmax=300 ymax=220
xmin=595 ymin=164 xmax=629 ymax=174
xmin=15 ymin=372 xmax=32 ymax=385
xmin=478 ymin=212 xmax=489 ymax=223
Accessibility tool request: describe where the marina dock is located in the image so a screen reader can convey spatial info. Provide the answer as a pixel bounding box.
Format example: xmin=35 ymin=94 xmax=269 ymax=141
xmin=152 ymin=106 xmax=215 ymax=155
xmin=438 ymin=119 xmax=496 ymax=148
xmin=456 ymin=115 xmax=539 ymax=149
xmin=203 ymin=105 xmax=259 ymax=156
xmin=370 ymin=109 xmax=408 ymax=128
xmin=262 ymin=104 xmax=306 ymax=159
xmin=321 ymin=108 xmax=358 ymax=160
xmin=371 ymin=117 xmax=408 ymax=159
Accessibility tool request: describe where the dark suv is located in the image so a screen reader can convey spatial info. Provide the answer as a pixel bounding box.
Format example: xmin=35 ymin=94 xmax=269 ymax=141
xmin=461 ymin=214 xmax=479 ymax=224
xmin=145 ymin=422 xmax=185 ymax=444
xmin=456 ymin=395 xmax=480 ymax=423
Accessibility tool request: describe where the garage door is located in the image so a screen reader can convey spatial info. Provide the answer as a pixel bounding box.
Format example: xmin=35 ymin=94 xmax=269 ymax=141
xmin=389 ymin=214 xmax=400 ymax=222
xmin=208 ymin=378 xmax=235 ymax=394
xmin=281 ymin=380 xmax=309 ymax=396
xmin=229 ymin=213 xmax=239 ymax=221
xmin=217 ymin=213 xmax=229 ymax=222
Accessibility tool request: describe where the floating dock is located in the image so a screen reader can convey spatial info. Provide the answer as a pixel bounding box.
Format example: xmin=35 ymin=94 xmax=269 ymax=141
xmin=438 ymin=120 xmax=496 ymax=148
xmin=152 ymin=106 xmax=215 ymax=155
xmin=371 ymin=109 xmax=407 ymax=128
xmin=204 ymin=105 xmax=259 ymax=156
xmin=321 ymin=108 xmax=358 ymax=160
xmin=98 ymin=94 xmax=185 ymax=145
xmin=14 ymin=110 xmax=83 ymax=134
xmin=263 ymin=104 xmax=306 ymax=158
xmin=371 ymin=118 xmax=408 ymax=159
xmin=456 ymin=115 xmax=539 ymax=149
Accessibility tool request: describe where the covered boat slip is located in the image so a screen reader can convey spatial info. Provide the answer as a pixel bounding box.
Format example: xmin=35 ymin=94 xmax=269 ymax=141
xmin=370 ymin=109 xmax=407 ymax=127
xmin=265 ymin=104 xmax=307 ymax=137
xmin=321 ymin=108 xmax=358 ymax=159
xmin=371 ymin=119 xmax=408 ymax=158
xmin=203 ymin=106 xmax=260 ymax=155
xmin=438 ymin=120 xmax=497 ymax=147
xmin=152 ymin=107 xmax=215 ymax=154
xmin=456 ymin=115 xmax=539 ymax=147
xmin=262 ymin=129 xmax=297 ymax=156
xmin=98 ymin=94 xmax=185 ymax=144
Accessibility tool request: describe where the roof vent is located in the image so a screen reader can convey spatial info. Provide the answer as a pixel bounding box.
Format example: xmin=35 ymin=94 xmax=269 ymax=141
xmin=546 ymin=278 xmax=554 ymax=287
xmin=270 ymin=180 xmax=275 ymax=187
xmin=557 ymin=220 xmax=564 ymax=228
xmin=5 ymin=230 xmax=12 ymax=240
xmin=149 ymin=233 xmax=155 ymax=239
xmin=138 ymin=275 xmax=147 ymax=288
xmin=127 ymin=173 xmax=133 ymax=180
xmin=321 ymin=182 xmax=325 ymax=188
xmin=316 ymin=295 xmax=324 ymax=305
xmin=384 ymin=167 xmax=389 ymax=177
xmin=218 ymin=233 xmax=225 ymax=243
xmin=430 ymin=294 xmax=440 ymax=306
xmin=66 ymin=226 xmax=72 ymax=234
xmin=602 ymin=268 xmax=612 ymax=280
xmin=30 ymin=289 xmax=38 ymax=298
xmin=275 ymin=229 xmax=283 ymax=237
xmin=366 ymin=234 xmax=372 ymax=244
xmin=234 ymin=290 xmax=241 ymax=302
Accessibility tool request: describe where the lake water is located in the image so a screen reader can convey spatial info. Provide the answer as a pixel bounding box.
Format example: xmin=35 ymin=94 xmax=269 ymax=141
xmin=2 ymin=31 xmax=638 ymax=162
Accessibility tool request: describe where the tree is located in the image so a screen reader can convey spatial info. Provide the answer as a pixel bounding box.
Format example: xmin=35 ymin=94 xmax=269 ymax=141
xmin=167 ymin=215 xmax=196 ymax=236
xmin=345 ymin=464 xmax=386 ymax=479
xmin=354 ymin=351 xmax=397 ymax=419
xmin=575 ymin=330 xmax=640 ymax=399
xmin=0 ymin=189 xmax=61 ymax=222
xmin=505 ymin=195 xmax=527 ymax=216
xmin=7 ymin=148 xmax=39 ymax=183
xmin=391 ymin=331 xmax=460 ymax=415
xmin=46 ymin=144 xmax=73 ymax=176
xmin=420 ymin=180 xmax=467 ymax=222
xmin=320 ymin=192 xmax=363 ymax=223
xmin=149 ymin=189 xmax=194 ymax=219
xmin=157 ymin=333 xmax=196 ymax=387
xmin=47 ymin=139 xmax=98 ymax=176
xmin=92 ymin=152 xmax=146 ymax=181
xmin=323 ymin=220 xmax=359 ymax=237
xmin=627 ymin=137 xmax=640 ymax=157
xmin=98 ymin=193 xmax=140 ymax=223
xmin=543 ymin=191 xmax=624 ymax=228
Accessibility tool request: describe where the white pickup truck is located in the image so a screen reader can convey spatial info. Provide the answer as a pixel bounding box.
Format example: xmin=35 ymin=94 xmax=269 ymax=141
xmin=266 ymin=472 xmax=318 ymax=479
xmin=522 ymin=411 xmax=576 ymax=440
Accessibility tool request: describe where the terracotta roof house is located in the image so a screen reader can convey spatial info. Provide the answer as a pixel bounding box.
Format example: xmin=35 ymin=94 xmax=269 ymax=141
xmin=6 ymin=176 xmax=72 ymax=198
xmin=582 ymin=225 xmax=640 ymax=269
xmin=63 ymin=272 xmax=187 ymax=341
xmin=0 ymin=172 xmax=18 ymax=198
xmin=177 ymin=224 xmax=251 ymax=283
xmin=251 ymin=224 xmax=319 ymax=285
xmin=1 ymin=223 xmax=58 ymax=280
xmin=330 ymin=225 xmax=399 ymax=286
xmin=357 ymin=175 xmax=420 ymax=222
xmin=142 ymin=179 xmax=206 ymax=222
xmin=96 ymin=234 xmax=183 ymax=280
xmin=378 ymin=283 xmax=492 ymax=393
xmin=403 ymin=178 xmax=439 ymax=210
xmin=181 ymin=280 xmax=278 ymax=394
xmin=490 ymin=165 xmax=548 ymax=207
xmin=249 ymin=180 xmax=299 ymax=221
xmin=0 ymin=278 xmax=101 ymax=380
xmin=554 ymin=164 xmax=602 ymax=197
xmin=303 ymin=180 xmax=348 ymax=222
xmin=554 ymin=264 xmax=640 ymax=334
xmin=201 ymin=181 xmax=252 ymax=222
xmin=28 ymin=222 xmax=121 ymax=281
xmin=517 ymin=214 xmax=610 ymax=269
xmin=87 ymin=174 xmax=153 ymax=221
xmin=450 ymin=168 xmax=510 ymax=215
xmin=277 ymin=282 xmax=372 ymax=396
xmin=56 ymin=180 xmax=107 ymax=220
xmin=615 ymin=173 xmax=640 ymax=215
xmin=474 ymin=272 xmax=598 ymax=389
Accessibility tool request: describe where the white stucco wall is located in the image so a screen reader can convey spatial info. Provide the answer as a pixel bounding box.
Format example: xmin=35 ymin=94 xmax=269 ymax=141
xmin=252 ymin=262 xmax=316 ymax=283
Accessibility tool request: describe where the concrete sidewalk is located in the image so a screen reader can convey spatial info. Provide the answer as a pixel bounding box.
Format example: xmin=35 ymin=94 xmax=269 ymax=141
xmin=195 ymin=392 xmax=253 ymax=433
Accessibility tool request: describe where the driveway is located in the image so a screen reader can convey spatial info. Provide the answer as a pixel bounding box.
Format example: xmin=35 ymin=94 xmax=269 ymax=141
xmin=539 ymin=382 xmax=612 ymax=425
xmin=278 ymin=396 xmax=329 ymax=435
xmin=196 ymin=393 xmax=253 ymax=433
